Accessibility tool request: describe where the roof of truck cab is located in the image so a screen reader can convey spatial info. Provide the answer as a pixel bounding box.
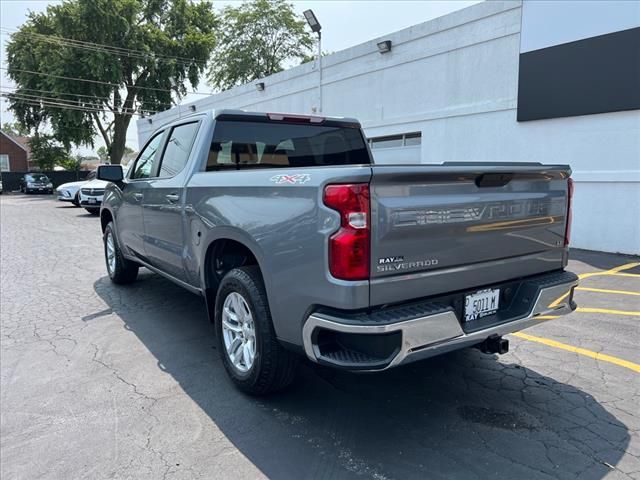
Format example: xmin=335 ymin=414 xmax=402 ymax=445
xmin=146 ymin=108 xmax=362 ymax=132
xmin=210 ymin=109 xmax=361 ymax=127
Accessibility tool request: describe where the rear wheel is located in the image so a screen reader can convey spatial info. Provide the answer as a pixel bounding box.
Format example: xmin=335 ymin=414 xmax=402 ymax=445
xmin=104 ymin=222 xmax=139 ymax=284
xmin=215 ymin=266 xmax=296 ymax=395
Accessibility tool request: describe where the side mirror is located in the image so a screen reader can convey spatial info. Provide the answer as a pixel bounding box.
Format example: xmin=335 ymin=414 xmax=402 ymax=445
xmin=96 ymin=165 xmax=124 ymax=182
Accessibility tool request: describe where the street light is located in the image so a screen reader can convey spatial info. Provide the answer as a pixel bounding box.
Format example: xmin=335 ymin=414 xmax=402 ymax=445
xmin=303 ymin=9 xmax=321 ymax=33
xmin=303 ymin=9 xmax=322 ymax=113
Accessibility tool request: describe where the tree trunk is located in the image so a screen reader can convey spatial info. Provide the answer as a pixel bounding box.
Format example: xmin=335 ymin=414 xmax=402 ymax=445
xmin=109 ymin=113 xmax=132 ymax=164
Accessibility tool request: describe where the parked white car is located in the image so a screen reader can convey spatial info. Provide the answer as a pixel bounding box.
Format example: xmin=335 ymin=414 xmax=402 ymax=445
xmin=56 ymin=171 xmax=96 ymax=206
xmin=79 ymin=164 xmax=126 ymax=214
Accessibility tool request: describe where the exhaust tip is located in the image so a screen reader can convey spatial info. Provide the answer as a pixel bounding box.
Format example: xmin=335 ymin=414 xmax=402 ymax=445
xmin=478 ymin=335 xmax=509 ymax=355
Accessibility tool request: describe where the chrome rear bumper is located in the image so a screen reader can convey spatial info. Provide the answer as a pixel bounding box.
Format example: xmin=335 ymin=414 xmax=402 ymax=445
xmin=302 ymin=271 xmax=578 ymax=371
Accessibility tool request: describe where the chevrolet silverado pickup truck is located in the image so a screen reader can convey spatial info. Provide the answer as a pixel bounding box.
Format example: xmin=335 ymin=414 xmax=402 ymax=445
xmin=97 ymin=109 xmax=578 ymax=395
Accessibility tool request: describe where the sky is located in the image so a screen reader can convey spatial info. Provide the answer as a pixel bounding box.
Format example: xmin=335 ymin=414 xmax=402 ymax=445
xmin=0 ymin=0 xmax=481 ymax=155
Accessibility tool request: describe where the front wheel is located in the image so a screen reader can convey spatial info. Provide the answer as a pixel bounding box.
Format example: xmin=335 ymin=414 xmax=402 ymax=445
xmin=72 ymin=192 xmax=80 ymax=207
xmin=104 ymin=222 xmax=139 ymax=284
xmin=215 ymin=266 xmax=297 ymax=395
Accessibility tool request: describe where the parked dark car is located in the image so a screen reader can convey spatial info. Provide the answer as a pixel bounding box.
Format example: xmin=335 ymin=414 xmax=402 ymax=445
xmin=20 ymin=173 xmax=53 ymax=194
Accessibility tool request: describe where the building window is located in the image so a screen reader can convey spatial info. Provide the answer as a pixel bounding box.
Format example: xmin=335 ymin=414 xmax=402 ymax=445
xmin=0 ymin=154 xmax=9 ymax=172
xmin=369 ymin=132 xmax=421 ymax=149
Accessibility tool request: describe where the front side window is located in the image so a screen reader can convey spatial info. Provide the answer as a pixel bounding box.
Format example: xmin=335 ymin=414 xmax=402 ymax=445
xmin=207 ymin=121 xmax=370 ymax=171
xmin=132 ymin=132 xmax=164 ymax=179
xmin=158 ymin=122 xmax=200 ymax=177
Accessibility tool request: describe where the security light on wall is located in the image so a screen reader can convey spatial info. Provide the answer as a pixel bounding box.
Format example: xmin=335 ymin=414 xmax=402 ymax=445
xmin=377 ymin=40 xmax=392 ymax=54
xmin=303 ymin=9 xmax=321 ymax=33
xmin=255 ymin=82 xmax=265 ymax=91
xmin=189 ymin=105 xmax=196 ymax=112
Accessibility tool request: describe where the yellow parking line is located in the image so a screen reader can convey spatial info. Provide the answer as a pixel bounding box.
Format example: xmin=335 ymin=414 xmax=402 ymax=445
xmin=512 ymin=332 xmax=640 ymax=373
xmin=611 ymin=273 xmax=640 ymax=278
xmin=576 ymin=287 xmax=640 ymax=296
xmin=576 ymin=307 xmax=640 ymax=317
xmin=578 ymin=262 xmax=639 ymax=280
xmin=535 ymin=315 xmax=559 ymax=320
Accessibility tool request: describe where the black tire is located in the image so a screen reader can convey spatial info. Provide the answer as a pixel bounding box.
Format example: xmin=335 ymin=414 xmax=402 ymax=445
xmin=103 ymin=222 xmax=139 ymax=284
xmin=215 ymin=266 xmax=297 ymax=395
xmin=85 ymin=207 xmax=100 ymax=215
xmin=72 ymin=192 xmax=80 ymax=207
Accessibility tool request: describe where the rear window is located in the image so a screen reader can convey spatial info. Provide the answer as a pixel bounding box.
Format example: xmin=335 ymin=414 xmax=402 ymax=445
xmin=207 ymin=121 xmax=370 ymax=171
xmin=26 ymin=174 xmax=49 ymax=182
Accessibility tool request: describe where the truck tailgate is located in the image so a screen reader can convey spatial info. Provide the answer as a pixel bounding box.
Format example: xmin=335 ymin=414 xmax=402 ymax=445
xmin=369 ymin=164 xmax=571 ymax=306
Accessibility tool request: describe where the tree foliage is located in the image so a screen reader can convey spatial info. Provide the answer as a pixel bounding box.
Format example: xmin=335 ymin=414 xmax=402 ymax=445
xmin=57 ymin=154 xmax=84 ymax=172
xmin=6 ymin=0 xmax=216 ymax=164
xmin=28 ymin=134 xmax=70 ymax=171
xmin=208 ymin=0 xmax=313 ymax=91
xmin=1 ymin=121 xmax=31 ymax=137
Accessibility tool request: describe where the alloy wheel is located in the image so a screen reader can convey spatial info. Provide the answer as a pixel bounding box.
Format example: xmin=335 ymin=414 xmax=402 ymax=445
xmin=221 ymin=291 xmax=256 ymax=373
xmin=105 ymin=231 xmax=116 ymax=275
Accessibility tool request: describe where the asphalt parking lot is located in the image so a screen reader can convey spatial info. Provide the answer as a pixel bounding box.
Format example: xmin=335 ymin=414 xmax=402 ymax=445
xmin=1 ymin=194 xmax=639 ymax=480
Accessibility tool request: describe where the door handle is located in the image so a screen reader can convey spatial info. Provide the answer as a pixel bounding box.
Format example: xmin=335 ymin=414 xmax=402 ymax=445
xmin=133 ymin=192 xmax=143 ymax=201
xmin=165 ymin=193 xmax=180 ymax=203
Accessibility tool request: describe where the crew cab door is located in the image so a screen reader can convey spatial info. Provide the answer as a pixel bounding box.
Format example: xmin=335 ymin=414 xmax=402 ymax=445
xmin=142 ymin=121 xmax=200 ymax=283
xmin=118 ymin=131 xmax=165 ymax=261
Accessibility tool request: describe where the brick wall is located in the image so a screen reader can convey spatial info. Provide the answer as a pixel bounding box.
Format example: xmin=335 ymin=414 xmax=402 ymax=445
xmin=0 ymin=132 xmax=28 ymax=172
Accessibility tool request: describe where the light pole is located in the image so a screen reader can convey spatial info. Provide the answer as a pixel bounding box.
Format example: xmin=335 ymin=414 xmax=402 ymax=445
xmin=303 ymin=9 xmax=322 ymax=113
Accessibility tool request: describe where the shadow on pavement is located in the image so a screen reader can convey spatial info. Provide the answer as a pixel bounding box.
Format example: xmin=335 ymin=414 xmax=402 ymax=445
xmin=570 ymin=248 xmax=640 ymax=272
xmin=91 ymin=272 xmax=629 ymax=479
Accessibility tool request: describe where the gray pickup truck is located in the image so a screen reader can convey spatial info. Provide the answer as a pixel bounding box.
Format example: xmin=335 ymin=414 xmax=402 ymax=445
xmin=97 ymin=110 xmax=578 ymax=394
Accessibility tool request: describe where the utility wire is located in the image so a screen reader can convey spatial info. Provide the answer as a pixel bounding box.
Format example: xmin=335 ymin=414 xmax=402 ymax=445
xmin=1 ymin=94 xmax=148 ymax=116
xmin=2 ymin=66 xmax=176 ymax=93
xmin=1 ymin=67 xmax=212 ymax=96
xmin=0 ymin=28 xmax=209 ymax=68
xmin=2 ymin=90 xmax=159 ymax=114
xmin=1 ymin=86 xmax=173 ymax=107
xmin=2 ymin=90 xmax=152 ymax=113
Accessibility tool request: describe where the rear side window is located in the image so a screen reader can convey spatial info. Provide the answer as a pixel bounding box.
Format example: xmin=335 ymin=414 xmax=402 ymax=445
xmin=207 ymin=121 xmax=370 ymax=170
xmin=158 ymin=122 xmax=200 ymax=177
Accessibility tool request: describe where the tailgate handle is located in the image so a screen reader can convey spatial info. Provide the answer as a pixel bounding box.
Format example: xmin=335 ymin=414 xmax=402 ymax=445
xmin=475 ymin=173 xmax=513 ymax=188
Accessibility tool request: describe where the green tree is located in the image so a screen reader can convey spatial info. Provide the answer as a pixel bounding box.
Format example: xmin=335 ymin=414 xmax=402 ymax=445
xmin=1 ymin=121 xmax=30 ymax=137
xmin=96 ymin=146 xmax=108 ymax=162
xmin=208 ymin=0 xmax=313 ymax=91
xmin=6 ymin=0 xmax=216 ymax=164
xmin=57 ymin=154 xmax=83 ymax=172
xmin=28 ymin=134 xmax=70 ymax=171
xmin=97 ymin=144 xmax=132 ymax=162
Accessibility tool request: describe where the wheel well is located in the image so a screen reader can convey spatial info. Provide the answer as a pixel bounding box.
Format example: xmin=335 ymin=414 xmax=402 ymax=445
xmin=204 ymin=239 xmax=260 ymax=321
xmin=100 ymin=209 xmax=113 ymax=233
xmin=205 ymin=239 xmax=259 ymax=290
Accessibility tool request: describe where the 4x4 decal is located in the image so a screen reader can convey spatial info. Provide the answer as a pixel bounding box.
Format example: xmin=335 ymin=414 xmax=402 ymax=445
xmin=270 ymin=173 xmax=311 ymax=185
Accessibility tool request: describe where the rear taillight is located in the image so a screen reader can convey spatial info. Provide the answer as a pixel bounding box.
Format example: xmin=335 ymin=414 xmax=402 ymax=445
xmin=323 ymin=183 xmax=370 ymax=280
xmin=565 ymin=177 xmax=574 ymax=246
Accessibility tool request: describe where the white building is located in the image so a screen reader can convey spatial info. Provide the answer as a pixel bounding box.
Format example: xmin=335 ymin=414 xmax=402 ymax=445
xmin=138 ymin=0 xmax=640 ymax=255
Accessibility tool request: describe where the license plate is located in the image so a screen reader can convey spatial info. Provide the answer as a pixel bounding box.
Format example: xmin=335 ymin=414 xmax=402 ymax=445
xmin=38 ymin=187 xmax=44 ymax=190
xmin=464 ymin=288 xmax=500 ymax=322
xmin=88 ymin=198 xmax=97 ymax=204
